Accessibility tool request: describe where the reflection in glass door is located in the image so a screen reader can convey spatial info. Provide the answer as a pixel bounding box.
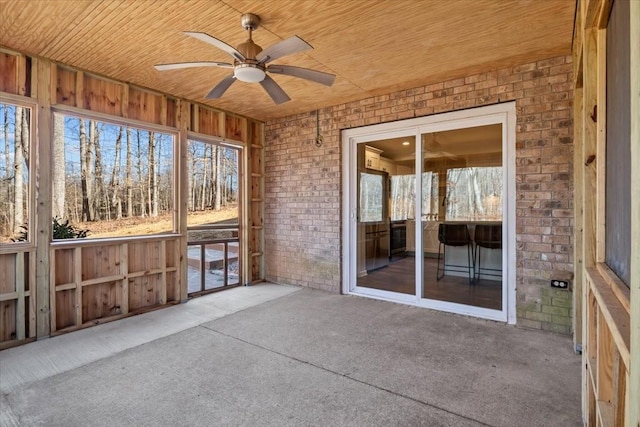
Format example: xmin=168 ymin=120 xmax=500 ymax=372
xmin=421 ymin=125 xmax=503 ymax=310
xmin=186 ymin=139 xmax=241 ymax=296
xmin=356 ymin=137 xmax=416 ymax=295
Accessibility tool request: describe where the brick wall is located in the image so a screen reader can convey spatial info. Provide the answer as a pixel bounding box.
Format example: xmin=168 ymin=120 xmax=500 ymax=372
xmin=264 ymin=55 xmax=574 ymax=333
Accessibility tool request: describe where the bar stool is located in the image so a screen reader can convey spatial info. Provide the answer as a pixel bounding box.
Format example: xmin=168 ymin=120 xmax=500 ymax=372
xmin=436 ymin=223 xmax=473 ymax=283
xmin=473 ymin=224 xmax=502 ymax=283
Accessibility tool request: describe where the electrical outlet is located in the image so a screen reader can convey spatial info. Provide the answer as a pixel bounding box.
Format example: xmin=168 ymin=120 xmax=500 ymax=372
xmin=551 ymin=280 xmax=569 ymax=289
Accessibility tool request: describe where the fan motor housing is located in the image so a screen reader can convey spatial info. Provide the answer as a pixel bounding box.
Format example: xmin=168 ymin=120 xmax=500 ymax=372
xmin=237 ymin=39 xmax=263 ymax=59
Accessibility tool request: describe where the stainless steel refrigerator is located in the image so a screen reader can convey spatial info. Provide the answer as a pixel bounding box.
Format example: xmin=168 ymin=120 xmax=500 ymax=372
xmin=358 ymin=169 xmax=390 ymax=272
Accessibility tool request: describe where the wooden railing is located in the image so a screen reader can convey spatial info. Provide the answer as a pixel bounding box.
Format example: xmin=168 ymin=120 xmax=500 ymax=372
xmin=584 ymin=265 xmax=630 ymax=425
xmin=0 ymin=247 xmax=36 ymax=349
xmin=49 ymin=235 xmax=181 ymax=334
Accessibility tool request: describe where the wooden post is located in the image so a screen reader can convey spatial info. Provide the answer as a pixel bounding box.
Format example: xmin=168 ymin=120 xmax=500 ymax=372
xmin=628 ymin=1 xmax=640 ymax=425
xmin=573 ymin=86 xmax=584 ymax=352
xmin=595 ymin=29 xmax=607 ymax=263
xmin=35 ymin=58 xmax=53 ymax=338
xmin=177 ymin=100 xmax=189 ymax=302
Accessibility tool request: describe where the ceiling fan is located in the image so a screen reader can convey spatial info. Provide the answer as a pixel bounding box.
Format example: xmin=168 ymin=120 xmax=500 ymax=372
xmin=154 ymin=13 xmax=336 ymax=104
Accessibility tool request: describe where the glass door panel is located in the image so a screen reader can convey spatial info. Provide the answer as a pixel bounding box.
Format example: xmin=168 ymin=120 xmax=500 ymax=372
xmin=356 ymin=137 xmax=416 ymax=295
xmin=421 ymin=125 xmax=503 ymax=310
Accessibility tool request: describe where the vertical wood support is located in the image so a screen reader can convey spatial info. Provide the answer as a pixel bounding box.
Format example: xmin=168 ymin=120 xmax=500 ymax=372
xmin=120 ymin=243 xmax=129 ymax=315
xmin=49 ymin=248 xmax=56 ymax=332
xmin=75 ymin=71 xmax=84 ymax=109
xmin=121 ymin=85 xmax=129 ymax=119
xmin=574 ymin=86 xmax=584 ymax=352
xmin=35 ymin=58 xmax=53 ymax=337
xmin=241 ymin=123 xmax=251 ymax=284
xmin=16 ymin=54 xmax=27 ymax=96
xmin=160 ymin=95 xmax=167 ymax=126
xmin=15 ymin=252 xmax=25 ymax=340
xmin=582 ymin=27 xmax=598 ymax=271
xmin=28 ymin=251 xmax=36 ymax=338
xmin=177 ymin=100 xmax=189 ymax=302
xmin=73 ymin=247 xmax=82 ymax=327
xmin=159 ymin=240 xmax=166 ymax=304
xmin=595 ymin=29 xmax=607 ymax=263
xmin=628 ymin=1 xmax=640 ymax=425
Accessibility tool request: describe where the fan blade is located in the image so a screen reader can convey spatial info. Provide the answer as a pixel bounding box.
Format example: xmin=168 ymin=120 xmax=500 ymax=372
xmin=205 ymin=75 xmax=236 ymax=99
xmin=267 ymin=65 xmax=335 ymax=86
xmin=183 ymin=31 xmax=246 ymax=62
xmin=259 ymin=75 xmax=291 ymax=104
xmin=154 ymin=61 xmax=233 ymax=71
xmin=256 ymin=36 xmax=312 ymax=64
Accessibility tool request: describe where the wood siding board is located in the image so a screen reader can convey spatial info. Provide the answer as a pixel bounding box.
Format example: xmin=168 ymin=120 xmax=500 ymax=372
xmin=0 ymin=52 xmax=18 ymax=94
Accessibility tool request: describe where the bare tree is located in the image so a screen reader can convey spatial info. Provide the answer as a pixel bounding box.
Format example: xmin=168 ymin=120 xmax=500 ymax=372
xmin=93 ymin=122 xmax=106 ymax=220
xmin=110 ymin=126 xmax=123 ymax=219
xmin=148 ymin=131 xmax=158 ymax=217
xmin=135 ymin=130 xmax=146 ymax=217
xmin=214 ymin=145 xmax=221 ymax=210
xmin=2 ymin=105 xmax=13 ymax=235
xmin=125 ymin=127 xmax=133 ymax=218
xmin=13 ymin=107 xmax=25 ymax=234
xmin=52 ymin=114 xmax=65 ymax=219
xmin=80 ymin=119 xmax=94 ymax=221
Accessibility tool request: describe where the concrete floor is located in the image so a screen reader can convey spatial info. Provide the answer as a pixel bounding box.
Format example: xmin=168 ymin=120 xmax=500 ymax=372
xmin=0 ymin=284 xmax=582 ymax=427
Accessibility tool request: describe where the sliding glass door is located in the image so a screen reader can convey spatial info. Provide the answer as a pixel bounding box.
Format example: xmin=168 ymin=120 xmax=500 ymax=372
xmin=421 ymin=126 xmax=504 ymax=312
xmin=355 ymin=137 xmax=416 ymax=296
xmin=343 ymin=103 xmax=515 ymax=323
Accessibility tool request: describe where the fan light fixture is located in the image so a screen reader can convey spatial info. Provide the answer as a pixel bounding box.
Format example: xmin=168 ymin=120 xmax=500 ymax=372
xmin=234 ymin=64 xmax=265 ymax=83
xmin=154 ymin=13 xmax=336 ymax=104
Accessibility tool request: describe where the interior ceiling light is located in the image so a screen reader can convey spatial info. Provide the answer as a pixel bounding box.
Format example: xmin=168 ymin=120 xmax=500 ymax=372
xmin=402 ymin=141 xmax=411 ymax=145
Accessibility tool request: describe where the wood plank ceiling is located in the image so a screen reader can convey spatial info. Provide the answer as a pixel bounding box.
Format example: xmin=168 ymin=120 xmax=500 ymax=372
xmin=0 ymin=0 xmax=576 ymax=121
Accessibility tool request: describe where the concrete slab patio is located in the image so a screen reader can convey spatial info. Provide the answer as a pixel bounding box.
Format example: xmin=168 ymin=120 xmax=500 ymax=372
xmin=0 ymin=284 xmax=582 ymax=427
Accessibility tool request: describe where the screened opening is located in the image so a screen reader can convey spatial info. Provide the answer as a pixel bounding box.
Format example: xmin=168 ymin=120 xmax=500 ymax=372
xmin=186 ymin=139 xmax=241 ymax=295
xmin=52 ymin=112 xmax=175 ymax=239
xmin=0 ymin=102 xmax=31 ymax=243
xmin=604 ymin=0 xmax=631 ymax=287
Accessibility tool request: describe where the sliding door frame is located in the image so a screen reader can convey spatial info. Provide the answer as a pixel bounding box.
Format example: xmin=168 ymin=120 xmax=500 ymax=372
xmin=342 ymin=102 xmax=517 ymax=324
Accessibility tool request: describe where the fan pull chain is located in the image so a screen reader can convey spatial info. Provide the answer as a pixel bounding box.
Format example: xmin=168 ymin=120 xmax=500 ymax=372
xmin=315 ymin=110 xmax=324 ymax=147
